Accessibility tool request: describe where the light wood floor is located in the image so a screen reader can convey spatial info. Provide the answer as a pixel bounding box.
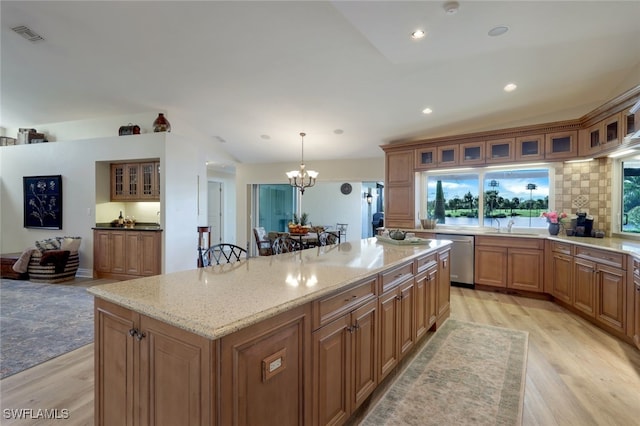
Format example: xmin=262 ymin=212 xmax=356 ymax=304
xmin=1 ymin=285 xmax=639 ymax=425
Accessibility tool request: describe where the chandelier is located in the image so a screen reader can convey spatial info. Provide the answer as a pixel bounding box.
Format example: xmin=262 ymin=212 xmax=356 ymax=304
xmin=286 ymin=132 xmax=318 ymax=195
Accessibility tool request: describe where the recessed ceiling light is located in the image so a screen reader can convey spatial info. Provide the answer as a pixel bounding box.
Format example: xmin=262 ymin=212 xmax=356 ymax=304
xmin=488 ymin=26 xmax=509 ymax=37
xmin=443 ymin=1 xmax=459 ymax=15
xmin=504 ymin=83 xmax=517 ymax=92
xmin=333 ymin=129 xmax=344 ymax=135
xmin=411 ymin=30 xmax=426 ymax=40
xmin=260 ymin=134 xmax=270 ymax=140
xmin=422 ymin=108 xmax=433 ymax=115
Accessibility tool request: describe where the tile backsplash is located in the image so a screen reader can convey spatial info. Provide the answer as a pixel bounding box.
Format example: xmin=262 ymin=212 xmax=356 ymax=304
xmin=554 ymin=158 xmax=611 ymax=235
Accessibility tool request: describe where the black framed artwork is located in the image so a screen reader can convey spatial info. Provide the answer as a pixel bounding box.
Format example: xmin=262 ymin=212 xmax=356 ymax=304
xmin=23 ymin=175 xmax=63 ymax=229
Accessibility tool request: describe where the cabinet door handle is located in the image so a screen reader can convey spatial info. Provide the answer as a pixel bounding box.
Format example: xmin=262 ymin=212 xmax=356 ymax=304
xmin=129 ymin=328 xmax=137 ymax=337
xmin=135 ymin=331 xmax=146 ymax=341
xmin=346 ymin=325 xmax=354 ymax=333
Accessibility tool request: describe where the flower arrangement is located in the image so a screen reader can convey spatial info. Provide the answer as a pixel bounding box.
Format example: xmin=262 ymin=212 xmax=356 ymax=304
xmin=541 ymin=211 xmax=567 ymax=224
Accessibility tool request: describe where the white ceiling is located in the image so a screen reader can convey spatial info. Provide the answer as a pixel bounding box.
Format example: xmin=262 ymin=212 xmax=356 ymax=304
xmin=2 ymin=1 xmax=640 ymax=166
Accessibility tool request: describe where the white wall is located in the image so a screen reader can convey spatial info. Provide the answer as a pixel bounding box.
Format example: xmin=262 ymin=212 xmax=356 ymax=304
xmin=0 ymin=129 xmax=223 ymax=276
xmin=207 ymin=167 xmax=237 ymax=244
xmin=235 ymin=157 xmax=384 ymax=249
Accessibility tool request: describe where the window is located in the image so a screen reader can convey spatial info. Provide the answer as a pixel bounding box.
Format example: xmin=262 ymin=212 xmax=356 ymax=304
xmin=620 ymin=159 xmax=640 ymax=233
xmin=422 ymin=167 xmax=551 ymax=229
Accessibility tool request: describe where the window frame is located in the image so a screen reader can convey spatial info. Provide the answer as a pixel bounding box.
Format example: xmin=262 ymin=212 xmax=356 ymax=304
xmin=420 ymin=164 xmax=554 ymax=229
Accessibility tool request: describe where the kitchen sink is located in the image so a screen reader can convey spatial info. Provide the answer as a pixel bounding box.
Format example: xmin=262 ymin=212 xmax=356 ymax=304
xmin=484 ymin=230 xmax=539 ymax=236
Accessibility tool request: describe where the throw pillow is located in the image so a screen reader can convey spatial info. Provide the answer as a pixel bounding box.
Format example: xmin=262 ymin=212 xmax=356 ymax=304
xmin=35 ymin=237 xmax=61 ymax=252
xmin=60 ymin=236 xmax=81 ymax=252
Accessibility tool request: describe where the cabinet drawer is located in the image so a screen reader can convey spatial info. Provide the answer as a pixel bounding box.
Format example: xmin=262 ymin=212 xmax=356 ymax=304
xmin=476 ymin=235 xmax=544 ymax=250
xmin=380 ymin=262 xmax=414 ymax=293
xmin=415 ymin=252 xmax=437 ymax=274
xmin=312 ymin=276 xmax=377 ymax=329
xmin=551 ymin=241 xmax=573 ymax=255
xmin=575 ymin=246 xmax=625 ymax=269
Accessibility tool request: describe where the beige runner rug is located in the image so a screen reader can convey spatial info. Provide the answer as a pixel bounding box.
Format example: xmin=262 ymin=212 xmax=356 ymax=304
xmin=361 ymin=319 xmax=528 ymax=426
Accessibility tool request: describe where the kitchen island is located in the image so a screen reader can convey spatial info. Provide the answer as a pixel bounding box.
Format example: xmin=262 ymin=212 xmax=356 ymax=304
xmin=89 ymin=237 xmax=452 ymax=426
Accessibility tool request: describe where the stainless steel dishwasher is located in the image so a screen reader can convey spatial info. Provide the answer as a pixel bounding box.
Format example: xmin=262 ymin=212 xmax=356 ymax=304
xmin=435 ymin=234 xmax=474 ymax=287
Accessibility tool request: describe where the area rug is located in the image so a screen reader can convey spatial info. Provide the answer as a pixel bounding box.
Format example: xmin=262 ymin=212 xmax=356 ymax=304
xmin=360 ymin=319 xmax=528 ymax=426
xmin=0 ymin=279 xmax=94 ymax=379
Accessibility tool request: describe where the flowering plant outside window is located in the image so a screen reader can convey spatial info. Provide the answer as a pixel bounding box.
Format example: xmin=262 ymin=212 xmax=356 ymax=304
xmin=541 ymin=211 xmax=567 ymax=224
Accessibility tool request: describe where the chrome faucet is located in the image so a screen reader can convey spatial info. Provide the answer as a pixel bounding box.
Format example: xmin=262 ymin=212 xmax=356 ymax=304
xmin=493 ymin=218 xmax=501 ymax=231
xmin=507 ymin=219 xmax=515 ymax=233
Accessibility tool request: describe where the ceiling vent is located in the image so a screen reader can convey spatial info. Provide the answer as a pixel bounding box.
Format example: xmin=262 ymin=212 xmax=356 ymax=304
xmin=12 ymin=26 xmax=45 ymax=43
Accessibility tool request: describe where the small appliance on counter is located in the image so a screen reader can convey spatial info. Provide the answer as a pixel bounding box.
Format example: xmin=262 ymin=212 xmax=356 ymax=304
xmin=572 ymin=212 xmax=594 ymax=237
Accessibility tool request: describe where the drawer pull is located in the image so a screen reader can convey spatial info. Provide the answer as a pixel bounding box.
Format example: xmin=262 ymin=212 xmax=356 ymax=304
xmin=343 ymin=295 xmax=358 ymax=302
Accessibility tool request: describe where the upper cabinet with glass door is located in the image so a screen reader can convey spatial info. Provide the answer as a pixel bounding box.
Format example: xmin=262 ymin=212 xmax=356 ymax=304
xmin=545 ymin=130 xmax=578 ymax=160
xmin=486 ymin=138 xmax=515 ymax=164
xmin=415 ymin=144 xmax=459 ymax=169
xmin=460 ymin=141 xmax=485 ymax=166
xmin=515 ymin=135 xmax=544 ymax=161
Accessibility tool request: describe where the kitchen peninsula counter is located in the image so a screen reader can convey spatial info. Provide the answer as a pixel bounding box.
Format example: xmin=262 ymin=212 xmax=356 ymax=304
xmin=90 ymin=237 xmax=452 ymax=426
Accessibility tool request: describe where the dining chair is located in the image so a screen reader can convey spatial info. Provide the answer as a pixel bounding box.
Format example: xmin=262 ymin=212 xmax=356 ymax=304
xmin=253 ymin=227 xmax=273 ymax=256
xmin=336 ymin=223 xmax=348 ymax=242
xmin=317 ymin=231 xmax=339 ymax=246
xmin=271 ymin=236 xmax=302 ymax=255
xmin=199 ymin=243 xmax=247 ymax=266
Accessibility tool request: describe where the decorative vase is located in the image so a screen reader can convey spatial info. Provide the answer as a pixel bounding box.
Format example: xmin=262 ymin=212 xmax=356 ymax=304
xmin=153 ymin=113 xmax=171 ymax=133
xmin=548 ymin=223 xmax=560 ymax=235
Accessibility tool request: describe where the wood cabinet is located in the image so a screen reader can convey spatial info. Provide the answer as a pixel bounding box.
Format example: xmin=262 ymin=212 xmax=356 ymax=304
xmin=475 ymin=236 xmax=544 ymax=292
xmin=95 ymin=298 xmax=213 ymax=426
xmin=378 ymin=262 xmax=415 ymax=382
xmin=111 ymin=161 xmax=160 ymax=201
xmin=414 ymin=146 xmax=437 ymax=169
xmin=623 ymin=109 xmax=637 ymax=139
xmin=220 ymin=304 xmax=311 ymax=426
xmin=545 ymin=130 xmax=578 ymax=160
xmin=437 ymin=249 xmax=451 ymax=319
xmin=515 ymin=135 xmax=545 ymax=161
xmin=93 ymin=229 xmax=162 ymax=280
xmin=574 ymin=246 xmax=626 ymax=334
xmin=486 ymin=138 xmax=515 ymax=163
xmin=437 ymin=144 xmax=459 ymax=167
xmin=311 ymin=277 xmax=377 ymax=426
xmin=550 ymin=241 xmax=574 ymax=304
xmin=460 ymin=141 xmax=485 ymax=166
xmin=385 ymin=150 xmax=415 ymax=228
xmin=414 ymin=252 xmax=438 ymax=340
xmin=634 ymin=272 xmax=640 ymax=349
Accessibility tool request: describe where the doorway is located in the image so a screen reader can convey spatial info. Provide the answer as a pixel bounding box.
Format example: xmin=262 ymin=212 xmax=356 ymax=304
xmin=208 ymin=181 xmax=223 ymax=244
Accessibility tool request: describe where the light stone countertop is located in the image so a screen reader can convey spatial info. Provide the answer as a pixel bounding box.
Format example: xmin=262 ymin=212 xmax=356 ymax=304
xmin=88 ymin=237 xmax=451 ymax=340
xmin=402 ymin=226 xmax=640 ymax=257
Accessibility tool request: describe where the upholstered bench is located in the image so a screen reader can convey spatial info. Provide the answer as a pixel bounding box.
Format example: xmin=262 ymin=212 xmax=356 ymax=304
xmin=0 ymin=252 xmax=29 ymax=280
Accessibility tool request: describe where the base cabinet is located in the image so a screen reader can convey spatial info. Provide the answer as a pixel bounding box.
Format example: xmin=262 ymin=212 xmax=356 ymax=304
xmin=552 ymin=252 xmax=573 ymax=304
xmin=95 ymin=298 xmax=213 ymax=426
xmin=378 ymin=278 xmax=414 ymax=382
xmin=94 ymin=229 xmax=162 ymax=280
xmin=312 ymin=298 xmax=377 ymax=426
xmin=475 ymin=237 xmax=543 ymax=291
xmin=634 ymin=278 xmax=640 ymax=349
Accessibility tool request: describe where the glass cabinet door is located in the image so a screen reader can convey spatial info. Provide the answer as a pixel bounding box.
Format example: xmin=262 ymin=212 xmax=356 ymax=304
xmin=437 ymin=144 xmax=459 ymax=166
xmin=486 ymin=138 xmax=514 ymax=163
xmin=603 ymin=114 xmax=621 ymax=147
xmin=545 ymin=130 xmax=578 ymax=160
xmin=460 ymin=142 xmax=485 ymax=165
xmin=415 ymin=147 xmax=436 ymax=169
xmin=515 ymin=135 xmax=544 ymax=161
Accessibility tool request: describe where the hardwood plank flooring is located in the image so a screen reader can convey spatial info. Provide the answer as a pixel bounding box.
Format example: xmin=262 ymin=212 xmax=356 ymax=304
xmin=1 ymin=285 xmax=639 ymax=425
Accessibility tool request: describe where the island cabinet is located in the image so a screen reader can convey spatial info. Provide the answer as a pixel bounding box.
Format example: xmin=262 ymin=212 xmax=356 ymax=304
xmin=474 ymin=236 xmax=544 ymax=292
xmin=437 ymin=249 xmax=451 ymax=319
xmin=220 ymin=304 xmax=311 ymax=426
xmin=311 ymin=276 xmax=378 ymax=426
xmin=574 ymin=246 xmax=626 ymax=334
xmin=414 ymin=252 xmax=438 ymax=341
xmin=93 ymin=229 xmax=162 ymax=280
xmin=378 ymin=261 xmax=415 ymax=382
xmin=94 ymin=298 xmax=214 ymax=426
